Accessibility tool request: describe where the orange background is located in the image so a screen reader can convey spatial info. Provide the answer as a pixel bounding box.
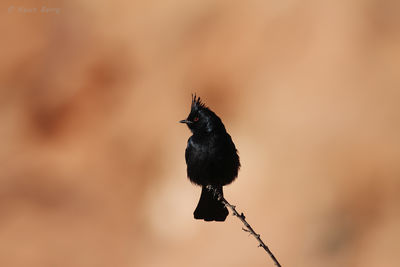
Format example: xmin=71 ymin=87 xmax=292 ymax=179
xmin=1 ymin=1 xmax=400 ymax=266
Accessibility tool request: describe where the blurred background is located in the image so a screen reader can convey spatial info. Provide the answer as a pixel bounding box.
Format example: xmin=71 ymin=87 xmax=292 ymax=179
xmin=1 ymin=1 xmax=400 ymax=266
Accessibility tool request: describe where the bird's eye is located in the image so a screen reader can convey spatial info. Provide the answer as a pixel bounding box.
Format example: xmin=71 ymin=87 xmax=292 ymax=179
xmin=194 ymin=117 xmax=199 ymax=122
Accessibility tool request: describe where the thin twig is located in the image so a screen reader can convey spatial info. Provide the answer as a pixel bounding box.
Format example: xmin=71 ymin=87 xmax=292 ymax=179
xmin=206 ymin=185 xmax=282 ymax=267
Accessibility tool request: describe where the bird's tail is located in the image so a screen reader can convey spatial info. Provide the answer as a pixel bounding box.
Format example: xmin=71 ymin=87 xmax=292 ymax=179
xmin=194 ymin=186 xmax=228 ymax=222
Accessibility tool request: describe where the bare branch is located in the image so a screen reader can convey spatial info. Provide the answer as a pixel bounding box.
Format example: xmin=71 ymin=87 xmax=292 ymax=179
xmin=206 ymin=185 xmax=282 ymax=267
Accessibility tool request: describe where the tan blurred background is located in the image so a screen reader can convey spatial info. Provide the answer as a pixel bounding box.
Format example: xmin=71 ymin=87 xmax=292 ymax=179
xmin=1 ymin=0 xmax=400 ymax=266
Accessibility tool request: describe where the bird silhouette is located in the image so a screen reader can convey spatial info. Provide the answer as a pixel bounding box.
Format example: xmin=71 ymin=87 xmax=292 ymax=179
xmin=180 ymin=94 xmax=240 ymax=221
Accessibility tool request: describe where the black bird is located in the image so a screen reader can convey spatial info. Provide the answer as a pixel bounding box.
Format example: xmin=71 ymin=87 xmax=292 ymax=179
xmin=180 ymin=95 xmax=240 ymax=221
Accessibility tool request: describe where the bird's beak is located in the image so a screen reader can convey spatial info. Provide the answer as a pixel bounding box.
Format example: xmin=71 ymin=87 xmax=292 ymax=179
xmin=179 ymin=119 xmax=192 ymax=124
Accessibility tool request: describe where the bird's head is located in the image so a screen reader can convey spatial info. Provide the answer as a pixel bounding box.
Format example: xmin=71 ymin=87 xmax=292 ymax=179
xmin=179 ymin=94 xmax=225 ymax=134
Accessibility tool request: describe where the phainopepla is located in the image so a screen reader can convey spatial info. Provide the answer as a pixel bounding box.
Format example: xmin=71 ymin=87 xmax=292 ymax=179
xmin=180 ymin=94 xmax=240 ymax=222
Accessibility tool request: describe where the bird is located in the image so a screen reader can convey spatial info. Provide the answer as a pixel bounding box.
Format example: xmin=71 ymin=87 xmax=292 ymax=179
xmin=180 ymin=94 xmax=240 ymax=222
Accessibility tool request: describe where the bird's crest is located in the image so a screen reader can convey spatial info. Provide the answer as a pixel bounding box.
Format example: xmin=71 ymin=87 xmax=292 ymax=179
xmin=191 ymin=93 xmax=207 ymax=110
